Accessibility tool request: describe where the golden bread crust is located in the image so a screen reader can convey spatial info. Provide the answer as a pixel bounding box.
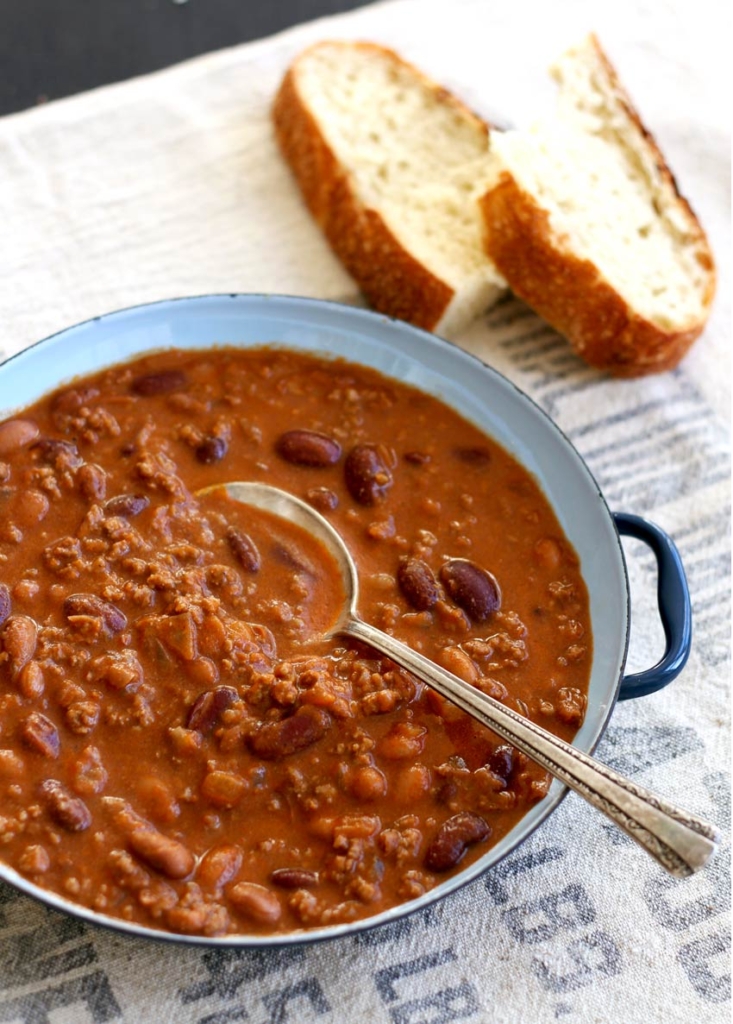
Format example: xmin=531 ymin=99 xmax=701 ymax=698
xmin=272 ymin=42 xmax=489 ymax=332
xmin=480 ymin=34 xmax=715 ymax=378
xmin=479 ymin=174 xmax=713 ymax=377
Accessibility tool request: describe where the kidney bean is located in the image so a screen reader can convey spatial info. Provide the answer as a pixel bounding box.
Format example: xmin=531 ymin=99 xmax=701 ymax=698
xmin=397 ymin=557 xmax=439 ymax=611
xmin=228 ymin=881 xmax=282 ymax=924
xmin=305 ymin=486 xmax=339 ymax=512
xmin=439 ymin=559 xmax=501 ymax=622
xmin=39 ymin=779 xmax=92 ymax=832
xmin=52 ymin=386 xmax=99 ymax=416
xmin=272 ymin=543 xmax=312 ymax=574
xmin=32 ymin=438 xmax=83 ymax=470
xmin=128 ymin=827 xmax=194 ymax=879
xmin=2 ymin=615 xmax=37 ymax=672
xmin=63 ymin=594 xmax=127 ymax=634
xmin=425 ymin=812 xmax=490 ymax=872
xmin=453 ymin=446 xmax=491 ymax=467
xmin=226 ymin=526 xmax=260 ymax=572
xmin=105 ymin=493 xmax=150 ymax=517
xmin=276 ymin=429 xmax=341 ymax=467
xmin=485 ymin=745 xmax=514 ymax=783
xmin=77 ymin=463 xmax=107 ymax=502
xmin=130 ymin=369 xmax=188 ymax=396
xmin=248 ymin=705 xmax=330 ymax=760
xmin=0 ymin=418 xmax=39 ymax=455
xmin=20 ymin=713 xmax=60 ymax=759
xmin=0 ymin=584 xmax=11 ymax=627
xmin=270 ymin=868 xmax=319 ymax=889
xmin=403 ymin=450 xmax=431 ymax=465
xmin=187 ymin=685 xmax=239 ymax=733
xmin=197 ymin=844 xmax=243 ymax=891
xmin=344 ymin=444 xmax=393 ymax=505
xmin=196 ymin=435 xmax=228 ymax=464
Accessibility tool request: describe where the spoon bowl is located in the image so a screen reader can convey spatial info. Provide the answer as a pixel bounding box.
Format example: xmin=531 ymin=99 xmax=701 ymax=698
xmin=200 ymin=481 xmax=718 ymax=879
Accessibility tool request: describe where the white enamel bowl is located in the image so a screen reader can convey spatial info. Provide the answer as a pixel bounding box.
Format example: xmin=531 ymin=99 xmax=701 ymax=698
xmin=0 ymin=295 xmax=689 ymax=946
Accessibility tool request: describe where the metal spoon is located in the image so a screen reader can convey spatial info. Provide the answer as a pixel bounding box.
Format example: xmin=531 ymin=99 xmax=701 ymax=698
xmin=202 ymin=481 xmax=718 ymax=878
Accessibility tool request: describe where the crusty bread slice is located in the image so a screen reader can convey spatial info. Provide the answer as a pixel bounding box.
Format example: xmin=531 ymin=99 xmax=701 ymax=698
xmin=479 ymin=35 xmax=716 ymax=377
xmin=273 ymin=41 xmax=506 ymax=334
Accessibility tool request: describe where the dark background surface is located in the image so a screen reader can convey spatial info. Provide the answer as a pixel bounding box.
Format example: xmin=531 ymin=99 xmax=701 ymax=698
xmin=1 ymin=0 xmax=373 ymax=117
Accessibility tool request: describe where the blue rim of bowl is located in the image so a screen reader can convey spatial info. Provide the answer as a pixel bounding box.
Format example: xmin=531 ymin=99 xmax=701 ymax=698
xmin=0 ymin=293 xmax=632 ymax=947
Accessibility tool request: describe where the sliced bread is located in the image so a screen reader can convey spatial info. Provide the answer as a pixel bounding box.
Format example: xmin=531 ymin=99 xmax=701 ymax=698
xmin=479 ymin=35 xmax=716 ymax=377
xmin=273 ymin=41 xmax=506 ymax=334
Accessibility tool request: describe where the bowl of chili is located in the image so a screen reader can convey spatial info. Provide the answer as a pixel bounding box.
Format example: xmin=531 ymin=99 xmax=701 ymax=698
xmin=0 ymin=294 xmax=691 ymax=944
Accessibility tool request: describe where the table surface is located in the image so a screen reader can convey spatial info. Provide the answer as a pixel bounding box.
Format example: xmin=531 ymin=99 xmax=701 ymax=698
xmin=2 ymin=0 xmax=372 ymax=117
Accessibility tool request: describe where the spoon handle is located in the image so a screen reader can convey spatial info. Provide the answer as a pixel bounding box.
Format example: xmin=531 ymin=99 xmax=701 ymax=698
xmin=344 ymin=618 xmax=717 ymax=877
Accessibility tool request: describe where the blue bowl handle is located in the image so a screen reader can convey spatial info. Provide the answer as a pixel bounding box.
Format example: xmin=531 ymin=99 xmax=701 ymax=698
xmin=613 ymin=512 xmax=692 ymax=700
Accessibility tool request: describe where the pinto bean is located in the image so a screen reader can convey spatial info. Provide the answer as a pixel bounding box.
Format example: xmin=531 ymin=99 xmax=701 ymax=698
xmin=0 ymin=584 xmax=12 ymax=628
xmin=305 ymin=486 xmax=339 ymax=512
xmin=128 ymin=828 xmax=194 ymax=879
xmin=377 ymin=722 xmax=427 ymax=760
xmin=247 ymin=705 xmax=330 ymax=760
xmin=186 ymin=685 xmax=239 ymax=733
xmin=18 ymin=661 xmax=45 ymax=700
xmin=226 ymin=527 xmax=260 ymax=572
xmin=201 ymin=771 xmax=247 ymax=808
xmin=0 ymin=419 xmax=39 ymax=455
xmin=439 ymin=559 xmax=501 ymax=622
xmin=2 ymin=615 xmax=38 ymax=673
xmin=20 ymin=712 xmax=60 ymax=759
xmin=276 ymin=429 xmax=341 ymax=467
xmin=39 ymin=779 xmax=92 ymax=832
xmin=228 ymin=881 xmax=281 ymax=924
xmin=130 ymin=369 xmax=188 ymax=396
xmin=63 ymin=594 xmax=127 ymax=634
xmin=105 ymin=493 xmax=150 ymax=517
xmin=437 ymin=646 xmax=478 ymax=684
xmin=397 ymin=558 xmax=439 ymax=611
xmin=197 ymin=844 xmax=243 ymax=891
xmin=196 ymin=435 xmax=228 ymax=464
xmin=270 ymin=868 xmax=319 ymax=889
xmin=344 ymin=444 xmax=393 ymax=505
xmin=350 ymin=765 xmax=388 ymax=801
xmin=393 ymin=764 xmax=431 ymax=804
xmin=425 ymin=812 xmax=490 ymax=872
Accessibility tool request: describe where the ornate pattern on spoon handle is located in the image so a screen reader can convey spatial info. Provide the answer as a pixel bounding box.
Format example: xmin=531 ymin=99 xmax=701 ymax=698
xmin=344 ymin=618 xmax=718 ymax=878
